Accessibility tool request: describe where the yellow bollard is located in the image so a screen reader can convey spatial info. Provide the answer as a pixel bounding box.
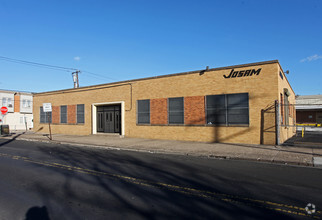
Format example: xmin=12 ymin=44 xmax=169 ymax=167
xmin=302 ymin=127 xmax=304 ymax=138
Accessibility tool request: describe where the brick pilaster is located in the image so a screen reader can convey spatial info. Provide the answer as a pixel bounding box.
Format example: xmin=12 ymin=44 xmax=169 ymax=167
xmin=151 ymin=98 xmax=168 ymax=125
xmin=14 ymin=94 xmax=20 ymax=112
xmin=67 ymin=105 xmax=76 ymax=124
xmin=184 ymin=96 xmax=205 ymax=125
xmin=52 ymin=106 xmax=60 ymax=124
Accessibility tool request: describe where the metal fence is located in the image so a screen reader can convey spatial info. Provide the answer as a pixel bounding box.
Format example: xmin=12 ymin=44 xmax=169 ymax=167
xmin=281 ymin=102 xmax=322 ymax=146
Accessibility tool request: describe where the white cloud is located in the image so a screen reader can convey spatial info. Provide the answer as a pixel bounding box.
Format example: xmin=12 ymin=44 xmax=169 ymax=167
xmin=74 ymin=56 xmax=81 ymax=61
xmin=300 ymin=54 xmax=322 ymax=63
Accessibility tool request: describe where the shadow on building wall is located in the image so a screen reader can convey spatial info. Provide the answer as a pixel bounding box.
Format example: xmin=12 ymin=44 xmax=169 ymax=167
xmin=35 ymin=127 xmax=44 ymax=132
xmin=260 ymin=102 xmax=276 ymax=145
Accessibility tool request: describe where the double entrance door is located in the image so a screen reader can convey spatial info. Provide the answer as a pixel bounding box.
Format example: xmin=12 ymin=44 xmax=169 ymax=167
xmin=97 ymin=105 xmax=121 ymax=134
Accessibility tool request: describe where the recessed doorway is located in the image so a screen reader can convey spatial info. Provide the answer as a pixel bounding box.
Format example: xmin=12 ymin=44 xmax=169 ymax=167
xmin=97 ymin=105 xmax=121 ymax=134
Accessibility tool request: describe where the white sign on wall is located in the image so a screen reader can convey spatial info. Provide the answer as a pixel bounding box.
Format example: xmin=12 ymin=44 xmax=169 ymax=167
xmin=43 ymin=103 xmax=52 ymax=112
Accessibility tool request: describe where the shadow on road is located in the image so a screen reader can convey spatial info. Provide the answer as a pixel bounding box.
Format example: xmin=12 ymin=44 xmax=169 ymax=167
xmin=284 ymin=131 xmax=322 ymax=148
xmin=0 ymin=132 xmax=25 ymax=147
xmin=31 ymin=142 xmax=312 ymax=219
xmin=25 ymin=206 xmax=50 ymax=220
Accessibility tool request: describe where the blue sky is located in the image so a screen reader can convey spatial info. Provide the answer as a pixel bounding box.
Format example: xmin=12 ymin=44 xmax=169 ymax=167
xmin=0 ymin=0 xmax=321 ymax=95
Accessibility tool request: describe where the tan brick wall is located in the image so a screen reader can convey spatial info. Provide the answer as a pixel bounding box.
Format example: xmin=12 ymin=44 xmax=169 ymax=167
xmin=151 ymin=98 xmax=167 ymax=125
xmin=52 ymin=106 xmax=60 ymax=124
xmin=14 ymin=94 xmax=20 ymax=112
xmin=33 ymin=62 xmax=290 ymax=145
xmin=68 ymin=105 xmax=76 ymax=124
xmin=261 ymin=102 xmax=277 ymax=145
xmin=184 ymin=96 xmax=205 ymax=125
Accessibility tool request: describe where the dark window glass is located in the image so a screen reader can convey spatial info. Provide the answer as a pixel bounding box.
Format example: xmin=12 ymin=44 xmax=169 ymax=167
xmin=77 ymin=104 xmax=85 ymax=124
xmin=40 ymin=107 xmax=45 ymax=123
xmin=227 ymin=108 xmax=249 ymax=124
xmin=206 ymin=93 xmax=249 ymax=125
xmin=206 ymin=95 xmax=225 ymax=108
xmin=280 ymin=93 xmax=284 ymax=125
xmin=227 ymin=93 xmax=249 ymax=108
xmin=40 ymin=107 xmax=52 ymax=123
xmin=206 ymin=110 xmax=226 ymax=124
xmin=284 ymin=93 xmax=289 ymax=126
xmin=206 ymin=95 xmax=226 ymax=125
xmin=137 ymin=100 xmax=150 ymax=124
xmin=168 ymin=97 xmax=184 ymax=124
xmin=60 ymin=105 xmax=67 ymax=123
xmin=227 ymin=93 xmax=249 ymax=125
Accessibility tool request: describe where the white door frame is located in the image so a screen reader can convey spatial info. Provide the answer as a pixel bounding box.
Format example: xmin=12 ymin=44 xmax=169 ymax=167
xmin=92 ymin=101 xmax=125 ymax=136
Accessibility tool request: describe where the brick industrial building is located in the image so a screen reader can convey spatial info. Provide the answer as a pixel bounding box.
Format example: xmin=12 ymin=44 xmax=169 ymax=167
xmin=296 ymin=95 xmax=322 ymax=124
xmin=33 ymin=60 xmax=295 ymax=145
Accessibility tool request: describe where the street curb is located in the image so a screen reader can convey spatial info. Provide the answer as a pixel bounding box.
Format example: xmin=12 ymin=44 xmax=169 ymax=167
xmin=0 ymin=136 xmax=315 ymax=168
xmin=313 ymin=157 xmax=322 ymax=168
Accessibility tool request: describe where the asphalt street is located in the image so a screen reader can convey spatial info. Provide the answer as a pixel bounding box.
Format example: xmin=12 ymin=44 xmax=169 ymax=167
xmin=0 ymin=138 xmax=321 ymax=220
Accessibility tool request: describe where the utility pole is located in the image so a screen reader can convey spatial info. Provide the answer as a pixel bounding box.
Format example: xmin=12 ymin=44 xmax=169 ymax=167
xmin=72 ymin=70 xmax=80 ymax=88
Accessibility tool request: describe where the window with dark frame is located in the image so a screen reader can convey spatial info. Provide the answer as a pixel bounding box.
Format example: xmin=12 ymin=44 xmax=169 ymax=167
xmin=280 ymin=93 xmax=284 ymax=125
xmin=168 ymin=97 xmax=184 ymax=124
xmin=60 ymin=105 xmax=67 ymax=123
xmin=206 ymin=95 xmax=226 ymax=125
xmin=206 ymin=93 xmax=249 ymax=126
xmin=137 ymin=100 xmax=150 ymax=124
xmin=284 ymin=93 xmax=289 ymax=126
xmin=227 ymin=93 xmax=249 ymax=125
xmin=77 ymin=104 xmax=85 ymax=124
xmin=2 ymin=98 xmax=6 ymax=107
xmin=7 ymin=98 xmax=12 ymax=108
xmin=40 ymin=106 xmax=52 ymax=123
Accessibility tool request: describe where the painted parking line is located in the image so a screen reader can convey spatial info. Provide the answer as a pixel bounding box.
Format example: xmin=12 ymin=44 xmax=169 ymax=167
xmin=0 ymin=152 xmax=320 ymax=219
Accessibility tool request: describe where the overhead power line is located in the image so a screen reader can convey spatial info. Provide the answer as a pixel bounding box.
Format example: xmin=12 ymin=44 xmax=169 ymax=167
xmin=0 ymin=55 xmax=118 ymax=81
xmin=0 ymin=55 xmax=77 ymax=72
xmin=82 ymin=70 xmax=117 ymax=81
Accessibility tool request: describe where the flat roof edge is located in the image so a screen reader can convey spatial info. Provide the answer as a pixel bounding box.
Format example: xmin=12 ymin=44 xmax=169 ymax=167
xmin=0 ymin=89 xmax=33 ymax=95
xmin=34 ymin=60 xmax=279 ymax=96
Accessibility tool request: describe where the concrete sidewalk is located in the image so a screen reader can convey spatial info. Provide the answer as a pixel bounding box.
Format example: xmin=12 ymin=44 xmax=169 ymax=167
xmin=1 ymin=131 xmax=322 ymax=167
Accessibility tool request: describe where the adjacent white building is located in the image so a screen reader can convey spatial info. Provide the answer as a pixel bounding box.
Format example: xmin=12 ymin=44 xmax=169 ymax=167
xmin=0 ymin=90 xmax=33 ymax=131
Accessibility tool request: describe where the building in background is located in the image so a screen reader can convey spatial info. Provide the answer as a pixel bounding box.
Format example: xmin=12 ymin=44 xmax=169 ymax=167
xmin=33 ymin=60 xmax=295 ymax=145
xmin=296 ymin=95 xmax=322 ymax=124
xmin=0 ymin=90 xmax=33 ymax=130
